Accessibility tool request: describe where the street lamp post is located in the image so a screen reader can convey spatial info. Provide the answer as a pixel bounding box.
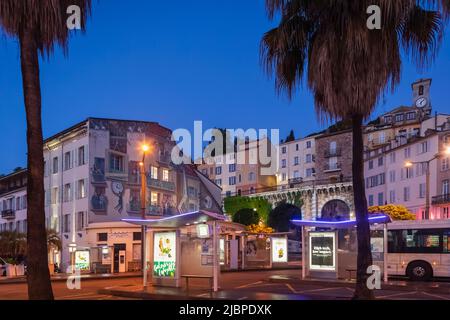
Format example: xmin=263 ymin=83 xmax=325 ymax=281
xmin=405 ymin=145 xmax=450 ymax=220
xmin=140 ymin=144 xmax=150 ymax=289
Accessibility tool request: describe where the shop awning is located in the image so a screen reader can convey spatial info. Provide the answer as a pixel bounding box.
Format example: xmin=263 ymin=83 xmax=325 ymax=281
xmin=290 ymin=214 xmax=391 ymax=229
xmin=121 ymin=210 xmax=226 ymax=229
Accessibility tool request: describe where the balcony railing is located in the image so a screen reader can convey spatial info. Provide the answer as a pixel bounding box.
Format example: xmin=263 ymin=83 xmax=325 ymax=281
xmin=324 ymin=148 xmax=342 ymax=158
xmin=148 ymin=178 xmax=175 ymax=192
xmin=432 ymin=194 xmax=450 ymax=205
xmin=127 ymin=201 xmax=141 ymax=213
xmin=1 ymin=209 xmax=15 ymax=220
xmin=324 ymin=163 xmax=342 ymax=172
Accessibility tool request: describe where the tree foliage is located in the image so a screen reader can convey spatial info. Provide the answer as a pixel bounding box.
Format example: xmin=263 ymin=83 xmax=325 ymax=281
xmin=232 ymin=208 xmax=260 ymax=226
xmin=224 ymin=196 xmax=272 ymax=223
xmin=369 ymin=205 xmax=416 ymax=221
xmin=268 ymin=201 xmax=302 ymax=232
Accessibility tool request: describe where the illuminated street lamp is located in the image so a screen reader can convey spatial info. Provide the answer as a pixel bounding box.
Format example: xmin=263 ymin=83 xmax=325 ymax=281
xmin=404 ymin=144 xmax=450 ymax=220
xmin=140 ymin=143 xmax=150 ymax=289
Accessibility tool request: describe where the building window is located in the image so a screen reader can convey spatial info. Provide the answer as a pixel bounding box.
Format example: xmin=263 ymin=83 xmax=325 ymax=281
xmin=97 ymin=233 xmax=108 ymax=242
xmin=305 ymin=154 xmax=312 ymax=163
xmin=294 ymin=157 xmax=299 ymax=166
xmin=77 ymin=179 xmax=86 ymax=199
xmin=443 ymin=207 xmax=449 ymax=219
xmin=225 ymin=191 xmax=232 ymax=197
xmin=282 ymin=147 xmax=287 ymax=154
xmin=306 ymin=141 xmax=312 ymax=149
xmin=419 ymin=85 xmax=424 ymax=96
xmin=150 ymin=192 xmax=158 ymax=206
xmin=51 ymin=187 xmax=59 ymax=205
xmin=281 ymin=159 xmax=287 ymax=168
xmin=406 ymin=112 xmax=416 ymax=120
xmin=368 ymin=195 xmax=374 ymax=207
xmin=404 ymin=187 xmax=410 ymax=202
xmin=215 ymin=167 xmax=222 ymax=175
xmin=133 ymin=232 xmax=142 ymax=241
xmin=419 ymin=183 xmax=426 ymax=198
xmin=395 ymin=114 xmax=404 ymax=122
xmin=76 ymin=212 xmax=85 ymax=231
xmin=296 ymin=144 xmax=299 ymax=151
xmin=442 ymin=158 xmax=449 ymax=171
xmin=215 ymin=179 xmax=222 ymax=186
xmin=389 ymin=190 xmax=396 ymax=203
xmin=229 ymin=164 xmax=236 ymax=173
xmin=64 ymin=151 xmax=72 ymax=171
xmin=384 ymin=116 xmax=392 ymax=123
xmin=406 ymin=167 xmax=414 ymax=179
xmin=306 ymin=168 xmax=315 ymax=177
xmin=282 ymin=173 xmax=287 ymax=181
xmin=63 ymin=214 xmax=70 ymax=233
xmin=162 ymin=169 xmax=169 ymax=182
xmin=52 ymin=157 xmax=59 ymax=174
xmin=378 ymin=157 xmax=383 ymax=167
xmin=63 ymin=183 xmax=72 ymax=202
xmin=249 ymin=172 xmax=255 ymax=181
xmin=377 ymin=193 xmax=384 ymax=206
xmin=293 ymin=170 xmax=300 ymax=178
xmin=443 ymin=180 xmax=450 ymax=195
xmin=202 ymin=169 xmax=208 ymax=176
xmin=368 ymin=160 xmax=373 ymax=170
xmin=78 ymin=146 xmax=86 ymax=166
xmin=151 ymin=166 xmax=158 ymax=179
xmin=389 ymin=170 xmax=396 ymax=183
xmin=419 ymin=141 xmax=428 ymax=154
xmin=389 ymin=152 xmax=396 ymax=164
xmin=109 ymin=153 xmax=125 ymax=173
xmin=229 ymin=176 xmax=236 ymax=186
xmin=404 ymin=147 xmax=411 ymax=159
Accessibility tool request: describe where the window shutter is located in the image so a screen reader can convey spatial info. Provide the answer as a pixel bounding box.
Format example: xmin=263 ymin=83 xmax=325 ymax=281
xmin=74 ymin=149 xmax=78 ymax=167
xmin=84 ymin=145 xmax=88 ymax=165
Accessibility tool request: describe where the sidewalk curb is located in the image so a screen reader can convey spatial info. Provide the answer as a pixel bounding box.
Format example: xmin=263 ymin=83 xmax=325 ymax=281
xmin=98 ymin=288 xmax=214 ymax=300
xmin=0 ymin=273 xmax=141 ymax=285
xmin=268 ymin=276 xmax=450 ymax=295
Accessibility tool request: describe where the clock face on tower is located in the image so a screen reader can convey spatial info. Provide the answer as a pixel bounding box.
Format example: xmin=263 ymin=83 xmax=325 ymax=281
xmin=415 ymin=97 xmax=428 ymax=108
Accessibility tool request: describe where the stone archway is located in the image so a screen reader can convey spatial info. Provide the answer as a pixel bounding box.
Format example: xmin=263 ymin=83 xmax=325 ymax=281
xmin=319 ymin=199 xmax=351 ymax=221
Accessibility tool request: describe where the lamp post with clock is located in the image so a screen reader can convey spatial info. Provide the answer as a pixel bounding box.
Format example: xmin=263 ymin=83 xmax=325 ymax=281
xmin=140 ymin=144 xmax=150 ymax=288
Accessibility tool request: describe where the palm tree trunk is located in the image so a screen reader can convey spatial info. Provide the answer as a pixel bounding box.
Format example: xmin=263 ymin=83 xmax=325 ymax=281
xmin=19 ymin=28 xmax=54 ymax=300
xmin=351 ymin=114 xmax=374 ymax=300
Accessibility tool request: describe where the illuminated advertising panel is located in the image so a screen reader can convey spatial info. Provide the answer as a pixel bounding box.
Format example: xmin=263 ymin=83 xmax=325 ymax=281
xmin=153 ymin=231 xmax=176 ymax=277
xmin=271 ymin=237 xmax=288 ymax=263
xmin=309 ymin=232 xmax=336 ymax=271
xmin=75 ymin=251 xmax=90 ymax=271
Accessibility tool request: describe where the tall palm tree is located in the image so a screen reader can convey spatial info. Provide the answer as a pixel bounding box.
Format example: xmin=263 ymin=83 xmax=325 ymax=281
xmin=0 ymin=1 xmax=91 ymax=300
xmin=261 ymin=0 xmax=448 ymax=299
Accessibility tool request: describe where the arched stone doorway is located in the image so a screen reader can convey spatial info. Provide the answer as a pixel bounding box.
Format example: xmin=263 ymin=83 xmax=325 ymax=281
xmin=319 ymin=199 xmax=350 ymax=221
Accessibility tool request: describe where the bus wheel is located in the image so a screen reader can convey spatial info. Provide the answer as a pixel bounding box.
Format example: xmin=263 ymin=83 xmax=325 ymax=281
xmin=407 ymin=261 xmax=432 ymax=281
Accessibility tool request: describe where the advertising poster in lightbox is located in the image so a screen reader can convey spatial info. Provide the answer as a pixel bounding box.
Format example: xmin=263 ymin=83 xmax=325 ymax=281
xmin=371 ymin=237 xmax=384 ymax=261
xmin=309 ymin=232 xmax=336 ymax=271
xmin=153 ymin=231 xmax=176 ymax=277
xmin=271 ymin=237 xmax=288 ymax=263
xmin=75 ymin=251 xmax=90 ymax=271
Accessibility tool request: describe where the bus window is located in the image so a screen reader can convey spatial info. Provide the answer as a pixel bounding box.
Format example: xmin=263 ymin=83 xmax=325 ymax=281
xmin=389 ymin=229 xmax=442 ymax=253
xmin=444 ymin=231 xmax=450 ymax=253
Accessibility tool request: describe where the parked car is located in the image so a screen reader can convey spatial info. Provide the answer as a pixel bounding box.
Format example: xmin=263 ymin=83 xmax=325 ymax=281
xmin=0 ymin=258 xmax=7 ymax=276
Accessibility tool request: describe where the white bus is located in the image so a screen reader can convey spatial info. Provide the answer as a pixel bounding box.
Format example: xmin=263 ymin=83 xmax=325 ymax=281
xmin=386 ymin=220 xmax=450 ymax=281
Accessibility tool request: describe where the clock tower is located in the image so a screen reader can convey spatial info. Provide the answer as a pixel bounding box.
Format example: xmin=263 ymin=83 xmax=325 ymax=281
xmin=412 ymin=78 xmax=432 ymax=115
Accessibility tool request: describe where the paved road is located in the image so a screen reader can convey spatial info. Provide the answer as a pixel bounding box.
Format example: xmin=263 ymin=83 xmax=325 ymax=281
xmin=1 ymin=269 xmax=450 ymax=300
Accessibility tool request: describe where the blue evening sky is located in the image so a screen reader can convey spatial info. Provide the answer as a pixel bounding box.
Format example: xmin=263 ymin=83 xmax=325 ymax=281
xmin=0 ymin=0 xmax=449 ymax=174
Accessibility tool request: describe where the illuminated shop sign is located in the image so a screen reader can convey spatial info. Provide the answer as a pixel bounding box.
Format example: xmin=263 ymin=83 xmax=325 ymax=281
xmin=153 ymin=231 xmax=176 ymax=277
xmin=197 ymin=224 xmax=210 ymax=238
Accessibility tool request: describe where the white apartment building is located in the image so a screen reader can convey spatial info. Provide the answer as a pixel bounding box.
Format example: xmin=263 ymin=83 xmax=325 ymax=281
xmin=277 ymin=136 xmax=317 ymax=189
xmin=0 ymin=169 xmax=28 ymax=235
xmin=364 ymin=126 xmax=450 ymax=220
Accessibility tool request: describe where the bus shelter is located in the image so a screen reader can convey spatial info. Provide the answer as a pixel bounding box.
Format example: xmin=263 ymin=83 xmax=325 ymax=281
xmin=123 ymin=210 xmax=226 ymax=292
xmin=291 ymin=215 xmax=391 ymax=282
